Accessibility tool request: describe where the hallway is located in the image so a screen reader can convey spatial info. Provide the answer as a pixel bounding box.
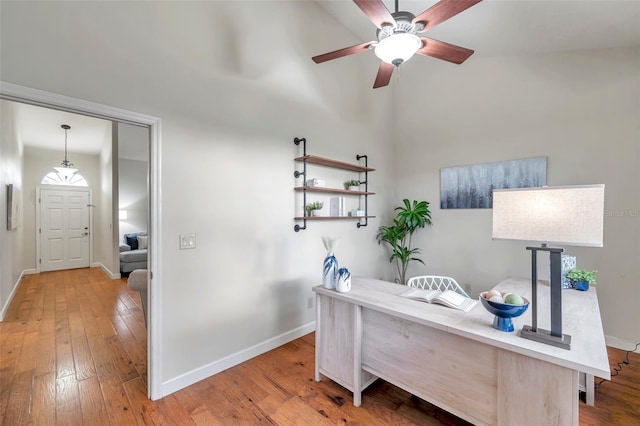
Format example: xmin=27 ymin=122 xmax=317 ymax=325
xmin=0 ymin=268 xmax=147 ymax=424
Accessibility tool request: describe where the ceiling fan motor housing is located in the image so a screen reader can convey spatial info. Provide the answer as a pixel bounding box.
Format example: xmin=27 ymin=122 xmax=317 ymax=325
xmin=375 ymin=11 xmax=423 ymax=66
xmin=376 ymin=11 xmax=421 ymax=41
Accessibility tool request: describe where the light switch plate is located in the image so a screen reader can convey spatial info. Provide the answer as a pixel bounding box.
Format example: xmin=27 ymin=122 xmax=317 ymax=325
xmin=179 ymin=233 xmax=196 ymax=250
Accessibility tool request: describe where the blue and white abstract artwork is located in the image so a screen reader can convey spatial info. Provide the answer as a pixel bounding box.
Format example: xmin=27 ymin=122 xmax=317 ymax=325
xmin=440 ymin=157 xmax=547 ymax=209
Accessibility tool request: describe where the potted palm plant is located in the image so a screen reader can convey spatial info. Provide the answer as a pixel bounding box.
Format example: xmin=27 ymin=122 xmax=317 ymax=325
xmin=376 ymin=199 xmax=432 ymax=285
xmin=566 ymin=269 xmax=597 ymax=291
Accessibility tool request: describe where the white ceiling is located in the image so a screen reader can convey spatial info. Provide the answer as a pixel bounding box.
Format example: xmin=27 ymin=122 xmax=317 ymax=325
xmin=15 ymin=102 xmax=111 ymax=154
xmin=315 ymin=0 xmax=640 ymax=57
xmin=13 ymin=101 xmax=148 ymax=161
xmin=11 ymin=1 xmax=639 ymax=156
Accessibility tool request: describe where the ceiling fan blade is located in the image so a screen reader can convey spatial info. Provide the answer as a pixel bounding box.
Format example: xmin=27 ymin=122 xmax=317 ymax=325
xmin=417 ymin=37 xmax=474 ymax=64
xmin=373 ymin=62 xmax=395 ymax=89
xmin=312 ymin=41 xmax=373 ymax=64
xmin=353 ymin=0 xmax=395 ymax=29
xmin=413 ymin=0 xmax=482 ymax=32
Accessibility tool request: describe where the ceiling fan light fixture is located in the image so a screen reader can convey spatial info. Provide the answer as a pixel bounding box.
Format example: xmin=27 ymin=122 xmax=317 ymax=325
xmin=374 ymin=32 xmax=422 ymax=66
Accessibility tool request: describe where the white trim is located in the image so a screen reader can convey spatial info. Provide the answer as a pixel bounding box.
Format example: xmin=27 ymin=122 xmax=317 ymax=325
xmin=92 ymin=262 xmax=121 ymax=280
xmin=0 ymin=270 xmax=27 ymax=321
xmin=160 ymin=322 xmax=316 ymax=398
xmin=1 ymin=81 xmax=163 ymax=400
xmin=605 ymin=335 xmax=640 ymax=353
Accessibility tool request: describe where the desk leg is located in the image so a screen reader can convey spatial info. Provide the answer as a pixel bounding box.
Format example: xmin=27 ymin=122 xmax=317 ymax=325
xmin=585 ymin=374 xmax=595 ymax=406
xmin=353 ymin=304 xmax=362 ymax=407
xmin=315 ymin=293 xmax=321 ymax=382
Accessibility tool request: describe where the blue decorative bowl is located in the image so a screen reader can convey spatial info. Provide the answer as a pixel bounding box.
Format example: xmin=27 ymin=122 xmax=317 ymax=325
xmin=479 ymin=292 xmax=529 ymax=332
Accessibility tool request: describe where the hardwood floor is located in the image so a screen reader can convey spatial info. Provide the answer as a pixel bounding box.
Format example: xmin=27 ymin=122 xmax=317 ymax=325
xmin=1 ymin=268 xmax=638 ymax=425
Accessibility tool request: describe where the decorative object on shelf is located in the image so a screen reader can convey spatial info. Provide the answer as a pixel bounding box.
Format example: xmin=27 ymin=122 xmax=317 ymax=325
xmin=492 ymin=184 xmax=605 ymax=350
xmin=479 ymin=291 xmax=529 ymax=332
xmin=293 ymin=137 xmax=375 ymax=231
xmin=344 ymin=179 xmax=360 ymax=190
xmin=377 ymin=199 xmax=432 ymax=285
xmin=441 ymin=157 xmax=547 ymax=209
xmin=566 ymin=269 xmax=597 ymax=292
xmin=329 ymin=197 xmax=346 ymax=217
xmin=561 ymin=255 xmax=576 ymax=289
xmin=306 ymin=178 xmax=325 ymax=188
xmin=306 ymin=201 xmax=324 ymax=216
xmin=322 ymin=237 xmax=339 ymax=290
xmin=336 ymin=268 xmax=352 ymax=293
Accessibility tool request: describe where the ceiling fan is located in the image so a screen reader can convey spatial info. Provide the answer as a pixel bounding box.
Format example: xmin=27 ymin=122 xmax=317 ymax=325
xmin=312 ymin=0 xmax=482 ymax=88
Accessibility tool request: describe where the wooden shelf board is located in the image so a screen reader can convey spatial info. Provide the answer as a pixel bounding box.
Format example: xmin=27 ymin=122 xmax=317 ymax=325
xmin=294 ymin=187 xmax=375 ymax=195
xmin=294 ymin=155 xmax=375 ymax=172
xmin=294 ymin=216 xmax=375 ymax=220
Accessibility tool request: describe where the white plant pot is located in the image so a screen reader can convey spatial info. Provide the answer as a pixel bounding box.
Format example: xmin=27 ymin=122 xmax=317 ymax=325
xmin=348 ymin=186 xmax=359 ymax=191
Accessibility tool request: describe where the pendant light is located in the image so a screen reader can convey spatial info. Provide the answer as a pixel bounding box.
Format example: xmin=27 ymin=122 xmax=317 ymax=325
xmin=41 ymin=124 xmax=88 ymax=186
xmin=54 ymin=124 xmax=78 ymax=180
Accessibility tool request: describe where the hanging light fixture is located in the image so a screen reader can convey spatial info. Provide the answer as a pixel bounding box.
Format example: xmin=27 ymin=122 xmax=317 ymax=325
xmin=54 ymin=124 xmax=78 ymax=180
xmin=41 ymin=124 xmax=88 ymax=186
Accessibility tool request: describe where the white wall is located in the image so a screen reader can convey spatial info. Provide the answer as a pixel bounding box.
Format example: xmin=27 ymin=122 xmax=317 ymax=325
xmin=118 ymin=122 xmax=149 ymax=239
xmin=0 ymin=100 xmax=24 ymax=320
xmin=0 ymin=1 xmax=395 ymax=392
xmin=118 ymin=158 xmax=148 ymax=238
xmin=93 ymin=122 xmax=117 ymax=274
xmin=22 ymin=146 xmax=101 ymax=270
xmin=393 ymin=47 xmax=640 ymax=345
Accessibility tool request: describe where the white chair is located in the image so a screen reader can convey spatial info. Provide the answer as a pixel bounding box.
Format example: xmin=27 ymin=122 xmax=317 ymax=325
xmin=406 ymin=275 xmax=470 ymax=298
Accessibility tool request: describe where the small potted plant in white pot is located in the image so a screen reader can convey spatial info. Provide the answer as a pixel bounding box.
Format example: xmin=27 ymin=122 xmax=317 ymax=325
xmin=566 ymin=269 xmax=597 ymax=291
xmin=306 ymin=201 xmax=324 ymax=216
xmin=344 ymin=179 xmax=360 ymax=191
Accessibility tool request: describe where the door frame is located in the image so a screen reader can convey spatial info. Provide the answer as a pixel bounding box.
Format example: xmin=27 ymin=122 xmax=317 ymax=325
xmin=35 ymin=185 xmax=93 ymax=273
xmin=0 ymin=81 xmax=164 ymax=400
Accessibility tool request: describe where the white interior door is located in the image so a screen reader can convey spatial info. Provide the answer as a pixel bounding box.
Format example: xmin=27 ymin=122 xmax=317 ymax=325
xmin=40 ymin=188 xmax=90 ymax=272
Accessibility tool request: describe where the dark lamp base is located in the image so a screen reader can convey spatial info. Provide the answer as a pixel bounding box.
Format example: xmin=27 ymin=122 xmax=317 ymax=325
xmin=521 ymin=325 xmax=572 ymax=350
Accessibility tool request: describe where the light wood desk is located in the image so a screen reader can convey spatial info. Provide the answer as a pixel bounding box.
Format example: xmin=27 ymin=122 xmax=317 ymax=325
xmin=313 ymin=277 xmax=610 ymax=426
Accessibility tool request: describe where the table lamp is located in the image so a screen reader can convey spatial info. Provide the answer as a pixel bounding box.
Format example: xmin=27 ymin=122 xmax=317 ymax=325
xmin=492 ymin=184 xmax=605 ymax=349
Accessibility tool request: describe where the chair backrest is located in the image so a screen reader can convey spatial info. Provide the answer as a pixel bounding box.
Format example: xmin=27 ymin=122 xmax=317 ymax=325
xmin=406 ymin=275 xmax=470 ymax=298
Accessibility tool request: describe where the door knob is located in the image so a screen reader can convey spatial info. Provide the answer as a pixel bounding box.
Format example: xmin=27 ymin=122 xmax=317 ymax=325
xmin=83 ymin=232 xmax=89 ymax=236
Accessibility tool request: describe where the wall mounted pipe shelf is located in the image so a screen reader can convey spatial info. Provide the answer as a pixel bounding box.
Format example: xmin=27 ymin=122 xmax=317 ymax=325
xmin=293 ymin=137 xmax=374 ymax=232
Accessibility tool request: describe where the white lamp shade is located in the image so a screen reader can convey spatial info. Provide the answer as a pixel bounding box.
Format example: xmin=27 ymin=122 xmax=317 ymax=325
xmin=374 ymin=33 xmax=422 ymax=65
xmin=54 ymin=166 xmax=78 ymax=179
xmin=492 ymin=185 xmax=605 ymax=247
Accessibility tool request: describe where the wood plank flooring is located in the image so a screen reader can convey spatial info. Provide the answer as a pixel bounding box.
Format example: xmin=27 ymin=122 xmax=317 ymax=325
xmin=1 ymin=267 xmax=638 ymax=425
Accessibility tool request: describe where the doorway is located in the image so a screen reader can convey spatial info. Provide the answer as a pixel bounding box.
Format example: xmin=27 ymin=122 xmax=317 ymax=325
xmin=0 ymin=81 xmax=162 ymax=400
xmin=37 ymin=187 xmax=92 ymax=272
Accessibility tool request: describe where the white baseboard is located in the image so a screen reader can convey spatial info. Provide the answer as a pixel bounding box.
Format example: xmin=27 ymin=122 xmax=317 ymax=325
xmin=160 ymin=321 xmax=316 ymax=398
xmin=0 ymin=269 xmax=31 ymax=322
xmin=92 ymin=262 xmax=121 ymax=279
xmin=605 ymin=335 xmax=640 ymax=353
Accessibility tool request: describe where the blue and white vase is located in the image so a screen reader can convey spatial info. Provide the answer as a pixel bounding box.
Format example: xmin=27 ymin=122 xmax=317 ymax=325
xmin=323 ymin=252 xmax=338 ymax=289
xmin=336 ymin=267 xmax=351 ymax=293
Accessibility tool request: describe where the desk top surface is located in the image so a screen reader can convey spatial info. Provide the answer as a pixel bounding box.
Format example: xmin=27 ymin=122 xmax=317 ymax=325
xmin=314 ymin=277 xmax=610 ymax=378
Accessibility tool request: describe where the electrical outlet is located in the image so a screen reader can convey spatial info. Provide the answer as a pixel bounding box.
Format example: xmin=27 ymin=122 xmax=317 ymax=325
xmin=307 ymin=297 xmax=314 ymax=309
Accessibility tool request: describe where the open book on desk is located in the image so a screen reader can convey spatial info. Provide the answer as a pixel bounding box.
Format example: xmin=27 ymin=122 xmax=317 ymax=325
xmin=400 ymin=288 xmax=478 ymax=312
